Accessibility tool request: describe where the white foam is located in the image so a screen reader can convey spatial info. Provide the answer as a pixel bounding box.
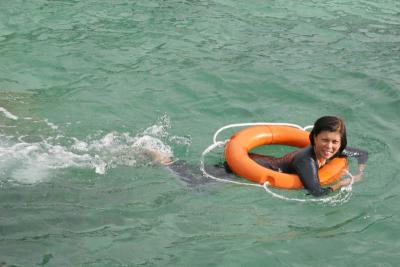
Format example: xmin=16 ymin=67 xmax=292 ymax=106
xmin=0 ymin=107 xmax=18 ymax=120
xmin=71 ymin=138 xmax=89 ymax=151
xmin=0 ymin=115 xmax=185 ymax=184
xmin=0 ymin=140 xmax=99 ymax=183
xmin=144 ymin=125 xmax=165 ymax=137
xmin=44 ymin=119 xmax=59 ymax=130
xmin=132 ymin=135 xmax=173 ymax=156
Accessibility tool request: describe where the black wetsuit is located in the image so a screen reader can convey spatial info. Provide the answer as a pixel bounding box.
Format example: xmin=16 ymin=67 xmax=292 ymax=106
xmin=167 ymin=159 xmax=233 ymax=187
xmin=250 ymin=146 xmax=368 ymax=196
xmin=168 ymin=146 xmax=368 ymax=196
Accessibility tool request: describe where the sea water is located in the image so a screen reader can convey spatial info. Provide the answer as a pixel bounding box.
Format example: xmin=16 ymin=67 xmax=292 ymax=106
xmin=1 ymin=0 xmax=399 ymax=266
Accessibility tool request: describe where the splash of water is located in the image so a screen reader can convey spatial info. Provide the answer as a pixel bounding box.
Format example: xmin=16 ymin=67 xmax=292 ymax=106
xmin=0 ymin=111 xmax=190 ymax=185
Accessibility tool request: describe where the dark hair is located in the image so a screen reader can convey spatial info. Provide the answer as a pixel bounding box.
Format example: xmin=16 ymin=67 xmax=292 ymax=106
xmin=309 ymin=116 xmax=347 ymax=155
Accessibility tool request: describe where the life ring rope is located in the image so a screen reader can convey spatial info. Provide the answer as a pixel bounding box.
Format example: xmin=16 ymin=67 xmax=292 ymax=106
xmin=200 ymin=122 xmax=354 ymax=204
xmin=200 ymin=140 xmax=262 ymax=188
xmin=262 ymin=170 xmax=354 ymax=203
xmin=213 ymin=122 xmax=311 ymax=144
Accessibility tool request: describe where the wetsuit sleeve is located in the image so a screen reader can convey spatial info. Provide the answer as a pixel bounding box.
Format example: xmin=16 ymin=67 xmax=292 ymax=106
xmin=292 ymin=157 xmax=333 ymax=197
xmin=341 ymin=147 xmax=368 ymax=164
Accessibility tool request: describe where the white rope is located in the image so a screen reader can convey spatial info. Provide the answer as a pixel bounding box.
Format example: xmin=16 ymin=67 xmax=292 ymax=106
xmin=261 ymin=170 xmax=355 ymax=203
xmin=213 ymin=122 xmax=307 ymax=144
xmin=200 ymin=140 xmax=262 ymax=188
xmin=303 ymin=125 xmax=314 ymax=131
xmin=200 ymin=122 xmax=354 ymax=204
xmin=344 ymin=169 xmax=355 ymax=190
xmin=262 ymin=182 xmax=330 ymax=203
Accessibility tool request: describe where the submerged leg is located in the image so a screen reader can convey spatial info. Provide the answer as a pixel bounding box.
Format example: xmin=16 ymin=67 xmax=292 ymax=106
xmin=248 ymin=153 xmax=281 ymax=171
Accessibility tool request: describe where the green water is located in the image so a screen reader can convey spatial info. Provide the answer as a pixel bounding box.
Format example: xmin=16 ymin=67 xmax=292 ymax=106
xmin=1 ymin=0 xmax=400 ymax=266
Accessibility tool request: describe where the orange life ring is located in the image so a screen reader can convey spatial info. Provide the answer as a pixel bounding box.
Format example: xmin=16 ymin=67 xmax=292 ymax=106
xmin=224 ymin=125 xmax=348 ymax=189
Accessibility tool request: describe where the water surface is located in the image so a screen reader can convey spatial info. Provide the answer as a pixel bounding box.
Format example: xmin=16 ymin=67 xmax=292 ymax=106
xmin=1 ymin=0 xmax=400 ymax=266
